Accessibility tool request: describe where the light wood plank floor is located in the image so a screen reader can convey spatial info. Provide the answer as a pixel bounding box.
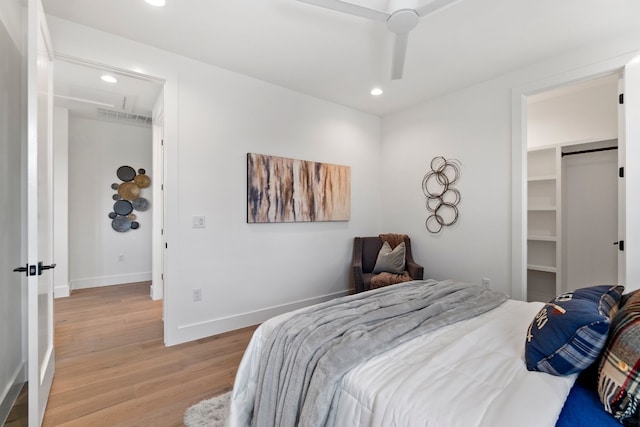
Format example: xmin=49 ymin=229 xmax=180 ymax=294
xmin=3 ymin=384 xmax=27 ymax=427
xmin=41 ymin=282 xmax=257 ymax=427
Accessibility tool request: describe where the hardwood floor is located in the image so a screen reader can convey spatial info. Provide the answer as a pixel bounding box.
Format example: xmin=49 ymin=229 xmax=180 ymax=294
xmin=4 ymin=384 xmax=27 ymax=427
xmin=40 ymin=282 xmax=257 ymax=427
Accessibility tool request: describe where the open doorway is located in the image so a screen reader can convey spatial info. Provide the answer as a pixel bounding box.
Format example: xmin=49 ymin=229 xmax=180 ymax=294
xmin=51 ymin=57 xmax=165 ymax=303
xmin=526 ymin=73 xmax=620 ymax=302
xmin=524 ymin=74 xmax=620 ymax=302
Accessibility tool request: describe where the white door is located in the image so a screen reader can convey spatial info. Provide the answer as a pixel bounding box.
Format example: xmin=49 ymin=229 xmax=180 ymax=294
xmin=26 ymin=1 xmax=55 ymax=425
xmin=621 ymin=54 xmax=640 ymax=292
xmin=564 ymin=149 xmax=618 ymax=288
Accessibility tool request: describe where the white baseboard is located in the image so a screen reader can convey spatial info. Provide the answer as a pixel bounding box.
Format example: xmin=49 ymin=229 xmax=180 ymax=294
xmin=71 ymin=272 xmax=152 ymax=290
xmin=0 ymin=362 xmax=26 ymax=426
xmin=166 ymin=290 xmax=349 ymax=346
xmin=150 ymin=283 xmax=163 ymax=301
xmin=55 ymin=284 xmax=70 ymax=298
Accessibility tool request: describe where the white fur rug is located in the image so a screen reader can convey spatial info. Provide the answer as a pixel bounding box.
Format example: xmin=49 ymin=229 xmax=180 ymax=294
xmin=184 ymin=391 xmax=231 ymax=427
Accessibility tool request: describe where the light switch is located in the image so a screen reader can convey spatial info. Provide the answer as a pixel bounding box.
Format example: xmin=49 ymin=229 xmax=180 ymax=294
xmin=192 ymin=215 xmax=206 ymax=228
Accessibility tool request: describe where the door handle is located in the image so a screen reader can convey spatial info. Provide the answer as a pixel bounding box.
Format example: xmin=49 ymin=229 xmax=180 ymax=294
xmin=13 ymin=264 xmax=29 ymax=276
xmin=614 ymin=241 xmax=625 ymax=251
xmin=38 ymin=262 xmax=56 ymax=275
xmin=13 ymin=264 xmax=37 ymax=276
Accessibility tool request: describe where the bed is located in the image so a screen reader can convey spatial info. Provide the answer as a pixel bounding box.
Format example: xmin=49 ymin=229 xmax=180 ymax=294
xmin=227 ymin=279 xmax=625 ymax=427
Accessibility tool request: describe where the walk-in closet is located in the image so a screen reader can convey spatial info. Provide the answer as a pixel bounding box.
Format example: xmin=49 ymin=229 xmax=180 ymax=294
xmin=526 ymin=74 xmax=621 ymax=302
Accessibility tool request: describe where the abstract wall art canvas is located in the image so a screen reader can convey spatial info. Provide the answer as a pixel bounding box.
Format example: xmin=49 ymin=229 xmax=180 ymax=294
xmin=247 ymin=153 xmax=351 ymax=223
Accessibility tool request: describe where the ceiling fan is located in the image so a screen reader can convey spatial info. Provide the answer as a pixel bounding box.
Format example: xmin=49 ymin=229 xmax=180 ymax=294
xmin=297 ymin=0 xmax=463 ymax=80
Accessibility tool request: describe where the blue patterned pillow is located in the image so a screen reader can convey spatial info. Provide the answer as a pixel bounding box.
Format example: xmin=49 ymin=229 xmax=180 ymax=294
xmin=525 ymin=285 xmax=624 ymax=376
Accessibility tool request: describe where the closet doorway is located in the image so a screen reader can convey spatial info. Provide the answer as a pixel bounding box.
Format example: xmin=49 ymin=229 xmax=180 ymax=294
xmin=525 ymin=74 xmax=621 ymax=302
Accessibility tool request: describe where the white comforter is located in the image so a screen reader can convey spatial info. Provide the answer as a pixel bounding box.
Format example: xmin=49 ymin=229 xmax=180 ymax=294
xmin=228 ymin=298 xmax=576 ymax=427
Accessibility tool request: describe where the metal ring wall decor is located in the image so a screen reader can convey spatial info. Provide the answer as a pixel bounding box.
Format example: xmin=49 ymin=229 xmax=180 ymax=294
xmin=422 ymin=156 xmax=461 ymax=233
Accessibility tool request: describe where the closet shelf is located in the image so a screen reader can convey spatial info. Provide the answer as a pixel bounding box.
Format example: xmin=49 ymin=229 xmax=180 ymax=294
xmin=528 ymin=235 xmax=557 ymax=242
xmin=528 ymin=206 xmax=557 ymax=211
xmin=527 ymin=264 xmax=557 ymax=273
xmin=528 ymin=175 xmax=556 ymax=182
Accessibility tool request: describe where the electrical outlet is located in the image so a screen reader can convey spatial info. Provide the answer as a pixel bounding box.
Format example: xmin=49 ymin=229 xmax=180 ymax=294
xmin=118 ymin=255 xmax=124 ymax=262
xmin=481 ymin=278 xmax=491 ymax=287
xmin=192 ymin=216 xmax=206 ymax=228
xmin=193 ymin=288 xmax=202 ymax=302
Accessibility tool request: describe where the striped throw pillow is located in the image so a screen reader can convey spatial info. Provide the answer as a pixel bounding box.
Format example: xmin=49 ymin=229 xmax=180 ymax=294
xmin=525 ymin=285 xmax=624 ymax=376
xmin=598 ymin=290 xmax=640 ymax=423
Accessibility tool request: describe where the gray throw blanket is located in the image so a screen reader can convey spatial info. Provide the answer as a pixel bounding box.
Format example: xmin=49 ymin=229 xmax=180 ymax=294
xmin=251 ymin=280 xmax=508 ymax=427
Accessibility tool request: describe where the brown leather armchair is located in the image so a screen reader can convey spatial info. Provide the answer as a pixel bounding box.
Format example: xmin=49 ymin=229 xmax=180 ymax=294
xmin=352 ymin=235 xmax=424 ymax=293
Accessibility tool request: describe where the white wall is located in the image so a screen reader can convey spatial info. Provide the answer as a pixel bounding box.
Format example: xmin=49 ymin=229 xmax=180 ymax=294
xmin=0 ymin=0 xmax=26 ymax=421
xmin=47 ymin=17 xmax=382 ymax=345
xmin=381 ymin=78 xmax=513 ymax=293
xmin=381 ymin=31 xmax=640 ymax=299
xmin=527 ymin=78 xmax=618 ymax=148
xmin=68 ymin=115 xmax=153 ymax=289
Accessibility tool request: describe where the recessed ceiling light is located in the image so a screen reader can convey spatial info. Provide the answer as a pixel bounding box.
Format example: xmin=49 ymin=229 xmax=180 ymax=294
xmin=370 ymin=87 xmax=383 ymax=96
xmin=101 ymin=75 xmax=118 ymax=84
xmin=145 ymin=0 xmax=166 ymax=7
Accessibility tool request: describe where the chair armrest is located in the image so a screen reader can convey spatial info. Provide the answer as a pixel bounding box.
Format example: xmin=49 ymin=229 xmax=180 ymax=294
xmin=352 ymin=238 xmax=365 ymax=293
xmin=403 ymin=236 xmax=423 ymax=280
xmin=406 ymin=260 xmax=424 ymax=281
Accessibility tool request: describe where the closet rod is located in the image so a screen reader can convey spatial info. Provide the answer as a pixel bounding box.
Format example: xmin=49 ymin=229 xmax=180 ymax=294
xmin=561 ymin=146 xmax=618 ymax=157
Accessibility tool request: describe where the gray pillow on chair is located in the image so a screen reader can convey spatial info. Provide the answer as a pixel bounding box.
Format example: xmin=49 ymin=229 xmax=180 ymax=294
xmin=373 ymin=241 xmax=406 ymax=274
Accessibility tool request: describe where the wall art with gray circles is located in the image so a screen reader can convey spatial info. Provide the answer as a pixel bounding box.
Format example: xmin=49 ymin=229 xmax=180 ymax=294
xmin=108 ymin=165 xmax=151 ymax=232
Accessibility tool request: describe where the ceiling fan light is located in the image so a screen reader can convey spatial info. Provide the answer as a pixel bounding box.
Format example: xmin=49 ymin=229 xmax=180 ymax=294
xmin=370 ymin=87 xmax=384 ymax=96
xmin=145 ymin=0 xmax=166 ymax=7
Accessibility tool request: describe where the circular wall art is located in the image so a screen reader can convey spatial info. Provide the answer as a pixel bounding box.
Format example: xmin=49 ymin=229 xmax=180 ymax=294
xmin=112 ymin=217 xmax=132 ymax=232
xmin=118 ymin=181 xmax=141 ymax=200
xmin=109 ymin=165 xmax=151 ymax=232
xmin=422 ymin=156 xmax=461 ymax=234
xmin=131 ymin=198 xmax=149 ymax=211
xmin=113 ymin=200 xmax=133 ymax=216
xmin=116 ymin=165 xmax=136 ymax=182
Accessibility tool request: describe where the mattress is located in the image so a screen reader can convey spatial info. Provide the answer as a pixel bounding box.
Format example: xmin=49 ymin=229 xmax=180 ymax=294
xmin=228 ymin=296 xmax=577 ymax=427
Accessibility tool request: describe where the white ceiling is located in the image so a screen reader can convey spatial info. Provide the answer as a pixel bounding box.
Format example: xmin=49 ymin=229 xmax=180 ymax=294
xmin=54 ymin=59 xmax=162 ymax=122
xmin=42 ymin=0 xmax=640 ymax=117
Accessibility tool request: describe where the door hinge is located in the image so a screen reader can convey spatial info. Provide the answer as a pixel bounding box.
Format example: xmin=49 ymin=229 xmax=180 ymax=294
xmin=161 ymin=228 xmax=164 ymax=235
xmin=620 ymin=167 xmax=625 ymax=178
xmin=161 ymin=273 xmax=164 ymax=280
xmin=619 ymin=93 xmax=624 ymax=104
xmin=161 ymin=184 xmax=164 ymax=190
xmin=161 ymin=139 xmax=164 ymax=146
xmin=165 ymin=242 xmax=168 ymax=249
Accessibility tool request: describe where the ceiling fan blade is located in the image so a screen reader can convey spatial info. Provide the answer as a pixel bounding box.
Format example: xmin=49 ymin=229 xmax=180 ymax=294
xmin=416 ymin=0 xmax=464 ymax=17
xmin=297 ymin=0 xmax=390 ymax=22
xmin=391 ymin=32 xmax=409 ymax=80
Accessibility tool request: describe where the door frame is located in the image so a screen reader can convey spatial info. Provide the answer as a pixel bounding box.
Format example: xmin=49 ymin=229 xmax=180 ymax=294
xmin=151 ymin=93 xmax=165 ymax=301
xmin=48 ymin=51 xmax=179 ymax=344
xmin=50 ymin=54 xmax=167 ymax=302
xmin=511 ymin=52 xmax=638 ymax=301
